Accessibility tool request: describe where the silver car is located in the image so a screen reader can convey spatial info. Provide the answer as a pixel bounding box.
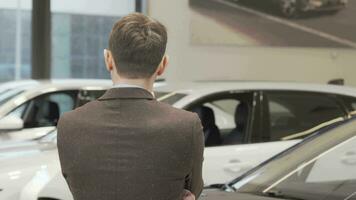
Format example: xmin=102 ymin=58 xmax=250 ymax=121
xmin=275 ymin=0 xmax=348 ymax=17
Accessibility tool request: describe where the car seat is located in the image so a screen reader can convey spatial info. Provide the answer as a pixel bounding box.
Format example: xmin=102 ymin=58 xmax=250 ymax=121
xmin=192 ymin=106 xmax=222 ymax=147
xmin=224 ymin=102 xmax=248 ymax=144
xmin=37 ymin=101 xmax=60 ymax=127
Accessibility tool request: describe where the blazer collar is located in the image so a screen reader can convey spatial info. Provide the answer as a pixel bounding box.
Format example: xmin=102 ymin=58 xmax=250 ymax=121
xmin=98 ymin=88 xmax=155 ymax=100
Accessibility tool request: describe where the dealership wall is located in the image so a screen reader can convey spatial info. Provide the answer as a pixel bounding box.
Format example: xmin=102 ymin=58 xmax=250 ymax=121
xmin=148 ymin=0 xmax=356 ymax=86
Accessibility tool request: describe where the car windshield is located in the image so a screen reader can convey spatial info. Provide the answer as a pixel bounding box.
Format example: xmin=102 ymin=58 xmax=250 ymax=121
xmin=231 ymin=118 xmax=356 ymax=200
xmin=0 ymin=81 xmax=38 ymax=105
xmin=0 ymin=88 xmax=27 ymax=105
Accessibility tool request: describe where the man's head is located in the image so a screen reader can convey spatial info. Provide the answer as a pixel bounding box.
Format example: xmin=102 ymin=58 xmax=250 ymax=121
xmin=105 ymin=13 xmax=168 ymax=80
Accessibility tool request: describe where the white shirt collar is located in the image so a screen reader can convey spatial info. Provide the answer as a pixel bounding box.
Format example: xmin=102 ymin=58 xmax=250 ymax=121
xmin=112 ymin=83 xmax=144 ymax=89
xmin=112 ymin=83 xmax=155 ymax=97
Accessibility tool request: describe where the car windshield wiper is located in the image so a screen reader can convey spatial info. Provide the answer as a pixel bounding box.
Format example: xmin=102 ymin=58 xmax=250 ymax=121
xmin=265 ymin=190 xmax=305 ymax=200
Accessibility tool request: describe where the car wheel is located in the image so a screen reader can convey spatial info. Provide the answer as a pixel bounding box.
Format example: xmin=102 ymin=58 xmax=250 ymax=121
xmin=279 ymin=0 xmax=299 ymax=18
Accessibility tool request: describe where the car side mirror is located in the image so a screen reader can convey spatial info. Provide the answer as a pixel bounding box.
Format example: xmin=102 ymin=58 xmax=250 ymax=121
xmin=0 ymin=115 xmax=24 ymax=131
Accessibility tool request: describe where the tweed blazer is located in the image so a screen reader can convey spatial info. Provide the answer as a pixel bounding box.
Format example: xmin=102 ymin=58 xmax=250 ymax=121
xmin=57 ymin=87 xmax=204 ymax=200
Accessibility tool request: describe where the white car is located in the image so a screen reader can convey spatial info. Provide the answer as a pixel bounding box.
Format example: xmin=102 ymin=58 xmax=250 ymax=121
xmin=0 ymin=79 xmax=168 ymax=143
xmin=202 ymin=116 xmax=356 ymax=200
xmin=2 ymin=81 xmax=356 ymax=200
xmin=0 ymin=79 xmax=112 ymax=142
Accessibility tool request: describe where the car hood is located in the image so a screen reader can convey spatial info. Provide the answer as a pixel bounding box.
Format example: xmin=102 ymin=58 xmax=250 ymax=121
xmin=0 ymin=139 xmax=56 ymax=160
xmin=0 ymin=141 xmax=59 ymax=199
xmin=200 ymin=190 xmax=283 ymax=200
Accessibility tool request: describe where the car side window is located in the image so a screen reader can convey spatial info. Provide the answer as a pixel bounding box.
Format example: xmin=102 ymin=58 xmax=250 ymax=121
xmin=188 ymin=92 xmax=254 ymax=147
xmin=23 ymin=91 xmax=77 ymax=128
xmin=76 ymin=90 xmax=107 ymax=107
xmin=50 ymin=93 xmax=76 ymax=115
xmin=204 ymin=99 xmax=239 ymax=130
xmin=6 ymin=102 xmax=29 ymax=119
xmin=264 ymin=91 xmax=346 ymax=141
xmin=340 ymin=95 xmax=356 ymax=116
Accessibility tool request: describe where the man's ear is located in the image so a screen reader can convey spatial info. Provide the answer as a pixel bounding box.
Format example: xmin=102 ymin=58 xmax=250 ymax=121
xmin=157 ymin=55 xmax=169 ymax=76
xmin=104 ymin=49 xmax=114 ymax=72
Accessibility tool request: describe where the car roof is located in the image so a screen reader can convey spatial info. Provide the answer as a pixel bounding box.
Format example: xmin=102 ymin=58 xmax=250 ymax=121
xmin=3 ymin=79 xmax=356 ymax=97
xmin=0 ymin=79 xmax=112 ymax=92
xmin=0 ymin=80 xmax=39 ymax=89
xmin=156 ymin=81 xmax=356 ymax=97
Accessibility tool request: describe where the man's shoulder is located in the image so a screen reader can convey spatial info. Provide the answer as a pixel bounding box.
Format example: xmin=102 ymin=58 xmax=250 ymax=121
xmin=58 ymin=101 xmax=100 ymax=125
xmin=153 ymin=101 xmax=200 ymax=123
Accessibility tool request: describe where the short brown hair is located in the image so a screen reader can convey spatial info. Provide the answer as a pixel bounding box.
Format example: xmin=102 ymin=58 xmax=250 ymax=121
xmin=108 ymin=13 xmax=167 ymax=79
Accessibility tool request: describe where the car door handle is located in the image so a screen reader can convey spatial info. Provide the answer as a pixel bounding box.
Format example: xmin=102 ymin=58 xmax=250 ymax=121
xmin=341 ymin=151 xmax=356 ymax=165
xmin=229 ymin=159 xmax=240 ymax=164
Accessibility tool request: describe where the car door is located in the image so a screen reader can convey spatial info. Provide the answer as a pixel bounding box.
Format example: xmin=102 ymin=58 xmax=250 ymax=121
xmin=0 ymin=91 xmax=78 ymax=142
xmin=183 ymin=91 xmax=260 ymax=184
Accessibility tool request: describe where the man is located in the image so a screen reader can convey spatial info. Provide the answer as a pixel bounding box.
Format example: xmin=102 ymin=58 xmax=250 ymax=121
xmin=57 ymin=13 xmax=204 ymax=200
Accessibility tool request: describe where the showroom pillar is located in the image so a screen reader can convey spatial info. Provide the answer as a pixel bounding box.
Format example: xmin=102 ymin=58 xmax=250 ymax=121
xmin=135 ymin=0 xmax=148 ymax=14
xmin=31 ymin=0 xmax=51 ymax=79
xmin=135 ymin=0 xmax=142 ymax=12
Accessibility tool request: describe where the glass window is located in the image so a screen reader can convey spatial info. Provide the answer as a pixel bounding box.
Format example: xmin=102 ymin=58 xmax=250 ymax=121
xmin=188 ymin=93 xmax=253 ymax=147
xmin=51 ymin=0 xmax=135 ymax=79
xmin=0 ymin=0 xmax=138 ymax=81
xmin=205 ymin=99 xmax=239 ymax=130
xmin=49 ymin=93 xmax=76 ymax=115
xmin=23 ymin=91 xmax=77 ymax=128
xmin=265 ymin=92 xmax=346 ymax=141
xmin=0 ymin=0 xmax=32 ymax=82
xmin=76 ymin=90 xmax=107 ymax=107
xmin=341 ymin=95 xmax=356 ymax=116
